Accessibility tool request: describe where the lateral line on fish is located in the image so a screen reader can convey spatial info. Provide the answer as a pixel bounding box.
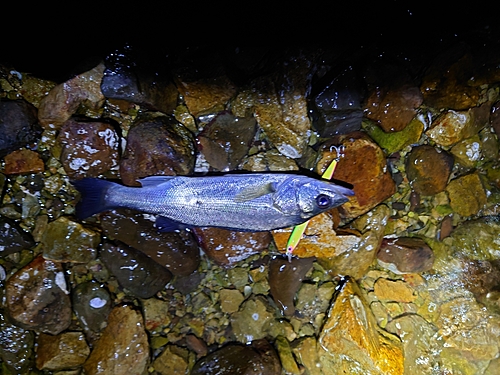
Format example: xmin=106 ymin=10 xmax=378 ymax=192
xmin=285 ymin=145 xmax=345 ymax=262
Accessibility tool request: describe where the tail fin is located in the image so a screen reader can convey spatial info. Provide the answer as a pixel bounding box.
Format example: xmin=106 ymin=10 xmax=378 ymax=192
xmin=72 ymin=178 xmax=116 ymax=219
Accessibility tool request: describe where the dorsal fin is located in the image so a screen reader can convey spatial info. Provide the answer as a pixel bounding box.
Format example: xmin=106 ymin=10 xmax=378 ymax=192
xmin=234 ymin=182 xmax=276 ymax=202
xmin=138 ymin=176 xmax=176 ymax=187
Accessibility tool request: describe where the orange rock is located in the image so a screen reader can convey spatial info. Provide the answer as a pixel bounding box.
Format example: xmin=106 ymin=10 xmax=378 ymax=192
xmin=317 ymin=132 xmax=396 ymax=219
xmin=373 ymin=278 xmax=417 ymax=303
xmin=3 ymin=149 xmax=44 ymax=174
xmin=318 ymin=278 xmax=404 ymax=375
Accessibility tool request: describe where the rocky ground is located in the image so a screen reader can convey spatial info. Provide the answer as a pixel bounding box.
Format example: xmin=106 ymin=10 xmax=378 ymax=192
xmin=1 ymin=22 xmax=500 ymax=375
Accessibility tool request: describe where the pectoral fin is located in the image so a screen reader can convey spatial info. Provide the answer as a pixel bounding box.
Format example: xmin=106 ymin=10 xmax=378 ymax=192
xmin=234 ymin=182 xmax=276 ymax=202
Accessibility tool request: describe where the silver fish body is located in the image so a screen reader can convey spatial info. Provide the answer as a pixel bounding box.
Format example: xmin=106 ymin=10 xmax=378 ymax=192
xmin=73 ymin=174 xmax=353 ymax=232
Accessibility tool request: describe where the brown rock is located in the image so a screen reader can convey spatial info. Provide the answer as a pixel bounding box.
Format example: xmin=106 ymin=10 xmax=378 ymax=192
xmin=406 ymin=145 xmax=454 ymax=196
xmin=373 ymin=278 xmax=417 ymax=303
xmin=491 ymin=100 xmax=500 ymax=138
xmin=99 ymin=209 xmax=200 ymax=276
xmin=5 ymin=255 xmax=71 ymax=335
xmin=446 ymin=173 xmax=487 ymax=217
xmin=3 ymin=149 xmax=44 ymax=174
xmin=192 ymin=227 xmax=271 ymax=267
xmin=36 ymin=332 xmax=90 ymax=371
xmin=364 ymin=64 xmax=423 ymax=132
xmin=318 ymin=278 xmax=404 ymax=375
xmin=152 ymin=345 xmax=190 ymax=374
xmin=83 ymin=305 xmax=149 ymax=375
xmin=377 ymin=237 xmax=434 ymax=274
xmin=316 ymin=132 xmax=396 ymax=218
xmin=38 ymin=63 xmax=105 ymax=130
xmin=268 ymin=256 xmax=314 ymax=316
xmin=58 ymin=119 xmax=119 ymax=179
xmin=120 ymin=114 xmax=195 ymax=186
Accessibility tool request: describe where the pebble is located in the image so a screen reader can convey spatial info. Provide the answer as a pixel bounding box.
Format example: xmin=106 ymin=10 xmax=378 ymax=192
xmin=72 ymin=281 xmax=112 ymax=335
xmin=446 ymin=173 xmax=487 ymax=217
xmin=405 ymin=145 xmax=454 ymax=196
xmin=36 ymin=332 xmax=90 ymax=371
xmin=219 ymin=288 xmax=245 ymax=314
xmin=0 ymin=312 xmax=35 ymax=374
xmin=230 ymin=296 xmax=275 ymax=344
xmin=3 ymin=148 xmax=45 ymax=174
xmin=5 ymin=255 xmax=72 ymax=335
xmin=377 ymin=237 xmax=434 ymax=274
xmin=83 ymin=305 xmax=149 ymax=375
xmin=0 ymin=216 xmax=35 ymax=256
xmin=152 ymin=344 xmax=190 ymax=374
xmin=58 ymin=119 xmax=119 ymax=179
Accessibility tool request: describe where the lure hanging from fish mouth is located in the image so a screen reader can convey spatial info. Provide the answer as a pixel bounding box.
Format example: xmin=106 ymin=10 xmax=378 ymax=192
xmin=285 ymin=145 xmax=346 ymax=262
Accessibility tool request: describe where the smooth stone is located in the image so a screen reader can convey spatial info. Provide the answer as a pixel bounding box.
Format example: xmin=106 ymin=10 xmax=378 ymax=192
xmin=316 ymin=132 xmax=396 ymax=218
xmin=119 ymin=114 xmax=195 ymax=186
xmin=230 ymin=296 xmax=275 ymax=344
xmin=58 ymin=119 xmax=119 ymax=179
xmin=364 ymin=63 xmax=423 ymax=132
xmin=72 ymin=281 xmax=112 ymax=335
xmin=446 ymin=173 xmax=487 ymax=217
xmin=36 ymin=332 xmax=90 ymax=371
xmin=99 ymin=209 xmax=200 ymax=276
xmin=5 ymin=255 xmax=71 ymax=335
xmin=268 ymin=256 xmax=314 ymax=316
xmin=190 ymin=339 xmax=281 ymax=375
xmin=3 ymin=148 xmax=45 ymax=174
xmin=38 ymin=63 xmax=105 ymax=130
xmin=197 ymin=111 xmax=257 ymax=171
xmin=377 ymin=237 xmax=434 ymax=274
xmin=100 ymin=242 xmax=172 ymax=299
xmin=0 ymin=99 xmax=42 ymax=157
xmin=405 ymin=145 xmax=454 ymax=196
xmin=318 ymin=278 xmax=404 ymax=375
xmin=192 ymin=227 xmax=271 ymax=268
xmin=83 ymin=305 xmax=149 ymax=375
xmin=41 ymin=216 xmax=99 ymax=263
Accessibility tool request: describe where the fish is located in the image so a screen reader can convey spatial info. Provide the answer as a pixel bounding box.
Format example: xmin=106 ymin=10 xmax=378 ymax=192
xmin=72 ymin=174 xmax=354 ymax=232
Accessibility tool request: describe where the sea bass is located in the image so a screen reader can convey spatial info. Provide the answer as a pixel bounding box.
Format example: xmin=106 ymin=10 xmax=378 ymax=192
xmin=72 ymin=174 xmax=354 ymax=232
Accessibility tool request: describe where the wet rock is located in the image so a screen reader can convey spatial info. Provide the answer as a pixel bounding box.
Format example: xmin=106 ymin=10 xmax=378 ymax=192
xmin=373 ymin=278 xmax=417 ymax=303
xmin=377 ymin=237 xmax=434 ymax=274
xmin=36 ymin=332 xmax=90 ymax=371
xmin=0 ymin=99 xmax=42 ymax=157
xmin=152 ymin=344 xmax=190 ymax=374
xmin=364 ymin=64 xmax=423 ymax=132
xmin=450 ymin=217 xmax=500 ymax=261
xmin=120 ymin=114 xmax=195 ymax=186
xmin=406 ymin=145 xmax=454 ymax=196
xmin=421 ymin=45 xmax=479 ymax=110
xmin=328 ymin=204 xmax=390 ymax=279
xmin=38 ymin=63 xmax=106 ymax=130
xmin=461 ymin=260 xmax=500 ymax=302
xmin=192 ymin=227 xmax=271 ymax=267
xmin=275 ymin=336 xmax=300 ymax=374
xmin=318 ymin=278 xmax=404 ymax=375
xmin=230 ymin=296 xmax=275 ymax=344
xmin=174 ymin=71 xmax=236 ymax=118
xmin=100 ymin=242 xmax=172 ymax=299
xmin=233 ymin=55 xmax=312 ymax=159
xmin=101 ymin=47 xmax=178 ymax=114
xmin=0 ymin=216 xmax=35 ymax=256
xmin=3 ymin=148 xmax=45 ymax=174
xmin=316 ymin=132 xmax=396 ymax=218
xmin=295 ymin=281 xmax=336 ymax=323
xmin=72 ymin=281 xmax=112 ymax=335
xmin=197 ymin=111 xmax=257 ymax=171
xmin=426 ymin=104 xmax=490 ymax=147
xmin=291 ymin=336 xmax=321 ymax=375
xmin=141 ymin=297 xmax=172 ymax=332
xmin=41 ymin=216 xmax=99 ymax=263
xmin=312 ymin=66 xmax=364 ymax=137
xmin=191 ymin=340 xmax=281 ymax=375
xmin=219 ymin=288 xmax=245 ymax=314
xmin=5 ymin=255 xmax=71 ymax=335
xmin=58 ymin=119 xmax=119 ymax=179
xmin=385 ymin=315 xmax=440 ymax=375
xmin=268 ymin=256 xmax=314 ymax=316
xmin=450 ymin=134 xmax=482 ymax=169
xmin=99 ymin=209 xmax=200 ymax=276
xmin=173 ymin=270 xmax=204 ymax=295
xmin=186 ymin=334 xmax=208 ymax=357
xmin=272 ymin=212 xmax=361 ymax=260
xmin=362 ymin=116 xmax=424 ymax=154
xmin=83 ymin=305 xmax=149 ymax=375
xmin=0 ymin=312 xmax=35 ymax=374
xmin=446 ymin=173 xmax=487 ymax=217
xmin=491 ymin=100 xmax=500 ymax=137
xmin=240 ymin=149 xmax=299 ymax=172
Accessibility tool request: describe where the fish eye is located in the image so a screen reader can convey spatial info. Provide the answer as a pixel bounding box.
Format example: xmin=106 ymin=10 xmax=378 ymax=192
xmin=316 ymin=194 xmax=331 ymax=208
